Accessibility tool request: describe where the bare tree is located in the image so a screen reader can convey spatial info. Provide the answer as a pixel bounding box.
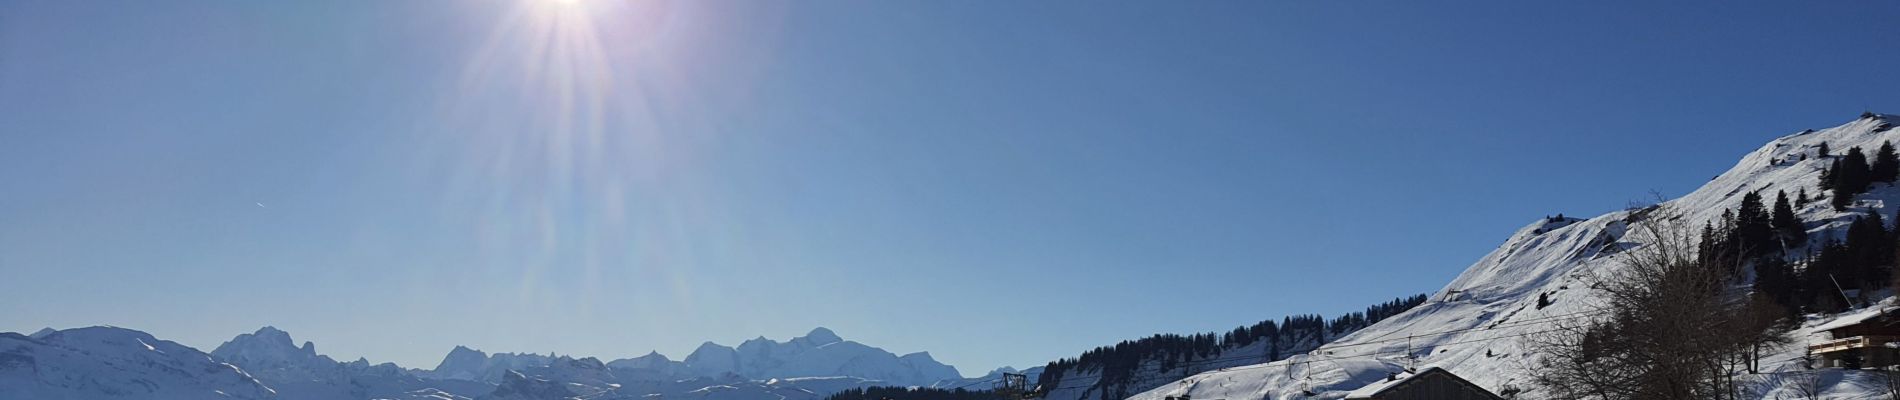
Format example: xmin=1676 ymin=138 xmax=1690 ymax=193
xmin=1738 ymin=293 xmax=1796 ymax=374
xmin=1785 ymin=370 xmax=1824 ymax=399
xmin=1531 ymin=208 xmax=1793 ymax=400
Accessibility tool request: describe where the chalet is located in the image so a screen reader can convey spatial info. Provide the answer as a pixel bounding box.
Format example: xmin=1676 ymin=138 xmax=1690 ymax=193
xmin=1809 ymin=307 xmax=1900 ymax=369
xmin=1343 ymin=367 xmax=1502 ymax=400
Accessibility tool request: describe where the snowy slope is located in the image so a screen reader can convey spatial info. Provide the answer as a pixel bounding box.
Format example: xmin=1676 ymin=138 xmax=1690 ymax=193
xmin=0 ymin=327 xmax=276 ymax=400
xmin=1038 ymin=339 xmax=1309 ymax=400
xmin=1126 ymin=113 xmax=1900 ymax=400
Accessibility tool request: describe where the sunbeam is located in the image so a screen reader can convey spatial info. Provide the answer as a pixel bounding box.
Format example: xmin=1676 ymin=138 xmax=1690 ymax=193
xmin=427 ymin=0 xmax=703 ymax=307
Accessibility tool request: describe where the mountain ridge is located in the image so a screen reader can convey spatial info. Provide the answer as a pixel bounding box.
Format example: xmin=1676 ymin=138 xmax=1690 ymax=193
xmin=1122 ymin=112 xmax=1900 ymax=399
xmin=3 ymin=324 xmax=970 ymax=400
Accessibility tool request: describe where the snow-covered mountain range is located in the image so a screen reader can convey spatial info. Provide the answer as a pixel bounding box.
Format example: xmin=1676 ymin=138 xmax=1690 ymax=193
xmin=425 ymin=327 xmax=961 ymax=387
xmin=1 ymin=326 xmax=965 ymax=400
xmin=677 ymin=327 xmax=961 ymax=386
xmin=0 ymin=327 xmax=276 ymax=400
xmin=1118 ymin=113 xmax=1900 ymax=399
xmin=210 ymin=326 xmax=492 ymax=400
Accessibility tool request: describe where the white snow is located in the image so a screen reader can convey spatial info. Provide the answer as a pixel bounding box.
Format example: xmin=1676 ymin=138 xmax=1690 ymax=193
xmin=1124 ymin=114 xmax=1900 ymax=400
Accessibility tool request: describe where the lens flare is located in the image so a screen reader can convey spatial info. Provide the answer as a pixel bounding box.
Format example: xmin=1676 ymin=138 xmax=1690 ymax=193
xmin=424 ymin=0 xmax=702 ymax=307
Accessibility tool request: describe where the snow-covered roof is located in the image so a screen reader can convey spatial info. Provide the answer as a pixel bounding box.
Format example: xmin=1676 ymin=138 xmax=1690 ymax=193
xmin=1813 ymin=305 xmax=1900 ymax=333
xmin=1342 ymin=371 xmax=1415 ymax=398
xmin=1343 ymin=367 xmax=1496 ymax=399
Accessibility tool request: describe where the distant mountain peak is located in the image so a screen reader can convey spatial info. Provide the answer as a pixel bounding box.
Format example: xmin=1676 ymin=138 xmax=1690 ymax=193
xmin=218 ymin=326 xmax=322 ymax=358
xmin=799 ymin=327 xmax=843 ymax=345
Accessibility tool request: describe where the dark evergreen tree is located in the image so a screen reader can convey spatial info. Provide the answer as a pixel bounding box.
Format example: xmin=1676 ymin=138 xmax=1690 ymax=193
xmin=1820 ymin=141 xmax=1831 ymax=157
xmin=1827 ymin=147 xmax=1874 ymax=210
xmin=1771 ymin=190 xmax=1804 ymax=249
xmin=1797 ymin=188 xmax=1810 ymax=207
xmin=1843 ymin=147 xmax=1872 ymax=190
xmin=1877 ymin=141 xmax=1900 ymax=183
xmin=1804 ymin=241 xmax=1852 ymax=312
xmin=1846 ymin=210 xmax=1894 ymax=290
xmin=1733 ymin=191 xmax=1775 ymax=260
xmin=1753 ymin=255 xmax=1797 ymax=307
xmin=1831 ymin=189 xmax=1854 ymax=211
xmin=1821 ymin=159 xmax=1839 ymax=191
xmin=1698 ymin=211 xmax=1740 ymax=281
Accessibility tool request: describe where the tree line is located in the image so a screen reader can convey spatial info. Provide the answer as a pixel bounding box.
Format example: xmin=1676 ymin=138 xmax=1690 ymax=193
xmin=1705 ymin=141 xmax=1900 ymax=314
xmin=1818 ymin=141 xmax=1900 ymax=210
xmin=1034 ymin=294 xmax=1428 ymax=399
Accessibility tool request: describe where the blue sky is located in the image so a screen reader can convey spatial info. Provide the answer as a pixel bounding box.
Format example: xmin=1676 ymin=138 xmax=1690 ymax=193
xmin=4 ymin=0 xmax=1900 ymax=373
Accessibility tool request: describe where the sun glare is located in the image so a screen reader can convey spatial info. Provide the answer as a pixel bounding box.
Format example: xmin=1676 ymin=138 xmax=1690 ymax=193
xmin=429 ymin=0 xmax=702 ymax=302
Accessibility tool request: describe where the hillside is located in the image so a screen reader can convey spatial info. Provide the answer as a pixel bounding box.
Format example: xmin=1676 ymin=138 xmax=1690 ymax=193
xmin=1126 ymin=113 xmax=1900 ymax=399
xmin=1034 ymin=296 xmax=1427 ymax=400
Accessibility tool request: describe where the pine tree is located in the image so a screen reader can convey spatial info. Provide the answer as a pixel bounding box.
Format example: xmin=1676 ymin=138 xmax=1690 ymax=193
xmin=1865 ymin=210 xmax=1892 ymax=288
xmin=1820 ymin=141 xmax=1831 ymax=157
xmin=1832 ymin=147 xmax=1874 ymax=210
xmin=1771 ymin=190 xmax=1804 ymax=249
xmin=1701 ymin=211 xmax=1739 ymax=276
xmin=1844 ymin=147 xmax=1872 ymax=191
xmin=1832 ymin=187 xmax=1855 ymax=211
xmin=1874 ymin=141 xmax=1899 ymax=183
xmin=1797 ymin=188 xmax=1810 ymax=207
xmin=1807 ymin=241 xmax=1853 ymax=311
xmin=1821 ymin=160 xmax=1839 ymax=191
xmin=1753 ymin=255 xmax=1797 ymax=307
xmin=1733 ymin=191 xmax=1775 ymax=259
xmin=1845 ymin=211 xmax=1894 ymax=290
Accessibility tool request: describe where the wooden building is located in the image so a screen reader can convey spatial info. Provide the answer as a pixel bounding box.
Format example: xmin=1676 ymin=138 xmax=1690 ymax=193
xmin=1343 ymin=367 xmax=1501 ymax=400
xmin=1809 ymin=307 xmax=1900 ymax=369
